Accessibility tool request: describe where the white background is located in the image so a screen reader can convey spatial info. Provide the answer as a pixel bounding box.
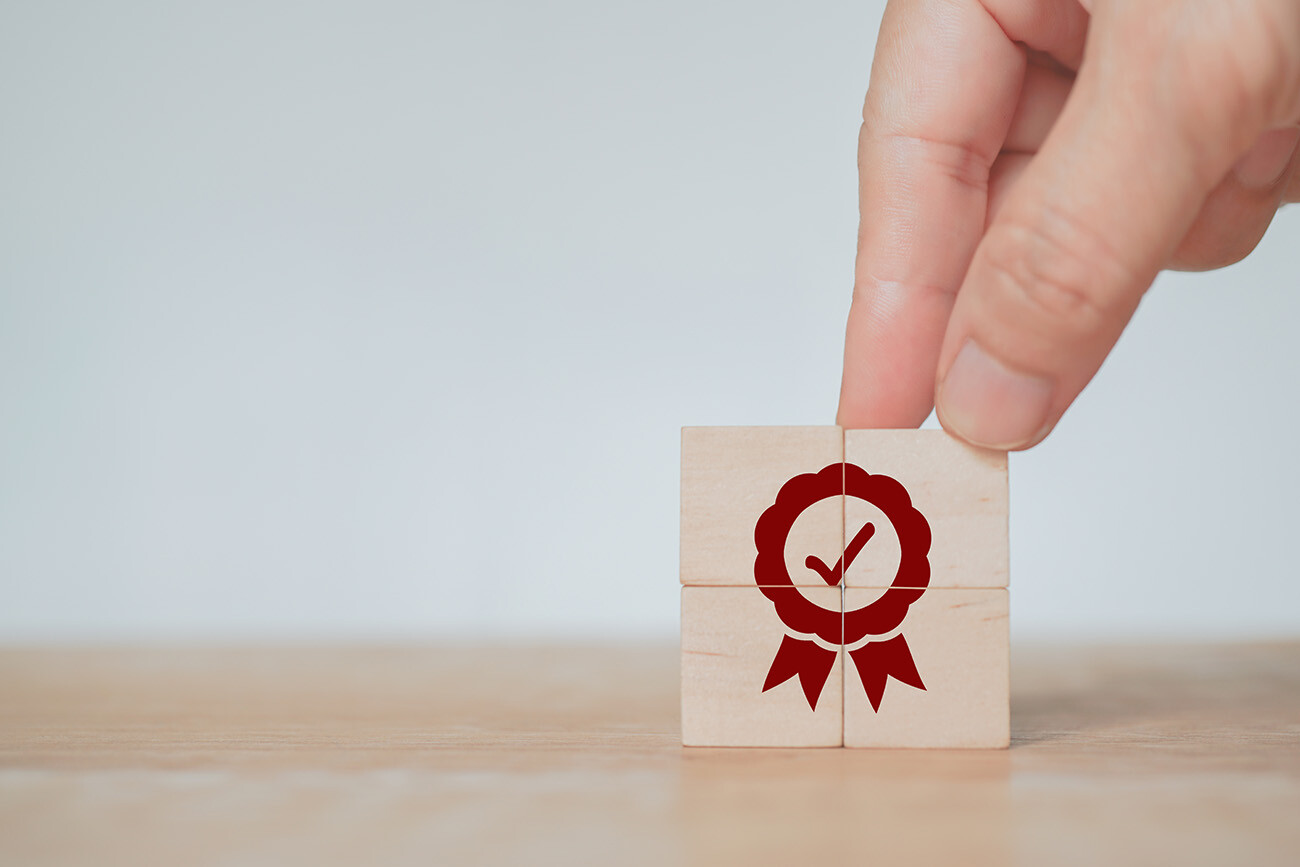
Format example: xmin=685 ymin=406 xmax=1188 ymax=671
xmin=2 ymin=0 xmax=1298 ymax=642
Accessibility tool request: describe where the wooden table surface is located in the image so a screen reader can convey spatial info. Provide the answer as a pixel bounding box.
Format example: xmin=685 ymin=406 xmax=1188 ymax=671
xmin=2 ymin=642 xmax=1298 ymax=866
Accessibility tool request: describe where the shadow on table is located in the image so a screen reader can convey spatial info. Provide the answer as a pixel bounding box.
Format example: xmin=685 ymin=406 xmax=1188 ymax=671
xmin=1010 ymin=641 xmax=1300 ymax=750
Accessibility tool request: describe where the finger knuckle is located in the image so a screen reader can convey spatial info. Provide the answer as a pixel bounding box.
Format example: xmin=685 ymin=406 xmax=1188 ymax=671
xmin=868 ymin=131 xmax=992 ymax=196
xmin=982 ymin=204 xmax=1135 ymax=335
xmin=1162 ymin=10 xmax=1300 ymax=135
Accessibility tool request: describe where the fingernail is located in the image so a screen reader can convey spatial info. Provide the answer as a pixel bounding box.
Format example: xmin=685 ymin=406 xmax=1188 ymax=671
xmin=1233 ymin=126 xmax=1300 ymax=189
xmin=937 ymin=341 xmax=1054 ymax=449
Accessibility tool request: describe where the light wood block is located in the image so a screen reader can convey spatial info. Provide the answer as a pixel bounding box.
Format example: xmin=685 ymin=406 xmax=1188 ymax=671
xmin=681 ymin=585 xmax=843 ymax=746
xmin=843 ymin=587 xmax=1009 ymax=748
xmin=680 ymin=426 xmax=842 ymax=586
xmin=843 ymin=429 xmax=1007 ymax=589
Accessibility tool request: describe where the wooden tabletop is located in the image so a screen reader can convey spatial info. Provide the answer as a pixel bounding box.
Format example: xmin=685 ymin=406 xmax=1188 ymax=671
xmin=2 ymin=642 xmax=1298 ymax=866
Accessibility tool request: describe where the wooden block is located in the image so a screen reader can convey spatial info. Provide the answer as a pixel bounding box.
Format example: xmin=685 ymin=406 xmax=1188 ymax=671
xmin=680 ymin=426 xmax=843 ymax=586
xmin=842 ymin=587 xmax=1008 ymax=748
xmin=681 ymin=585 xmax=843 ymax=746
xmin=843 ymin=429 xmax=1007 ymax=589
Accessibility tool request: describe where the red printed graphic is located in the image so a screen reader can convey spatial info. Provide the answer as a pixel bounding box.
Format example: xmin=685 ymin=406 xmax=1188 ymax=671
xmin=755 ymin=463 xmax=931 ymax=712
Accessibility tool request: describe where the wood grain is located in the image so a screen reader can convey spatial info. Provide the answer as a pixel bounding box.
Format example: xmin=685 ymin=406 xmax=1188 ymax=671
xmin=844 ymin=428 xmax=1008 ymax=588
xmin=843 ymin=588 xmax=1009 ymax=748
xmin=2 ymin=642 xmax=1299 ymax=866
xmin=681 ymin=586 xmax=842 ymax=746
xmin=680 ymin=426 xmax=842 ymax=586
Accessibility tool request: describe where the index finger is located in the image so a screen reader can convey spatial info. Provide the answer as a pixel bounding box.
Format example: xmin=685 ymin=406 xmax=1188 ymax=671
xmin=836 ymin=0 xmax=1088 ymax=428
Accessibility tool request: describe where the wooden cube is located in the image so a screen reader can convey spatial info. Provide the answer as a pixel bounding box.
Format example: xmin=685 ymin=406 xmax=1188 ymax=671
xmin=679 ymin=426 xmax=1010 ymax=749
xmin=842 ymin=587 xmax=1009 ymax=748
xmin=843 ymin=429 xmax=1007 ymax=589
xmin=681 ymin=585 xmax=843 ymax=747
xmin=681 ymin=426 xmax=842 ymax=586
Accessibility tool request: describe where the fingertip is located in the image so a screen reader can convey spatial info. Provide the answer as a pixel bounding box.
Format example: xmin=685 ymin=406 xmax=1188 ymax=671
xmin=837 ymin=291 xmax=942 ymax=431
xmin=836 ymin=393 xmax=934 ymax=432
xmin=935 ymin=339 xmax=1055 ymax=450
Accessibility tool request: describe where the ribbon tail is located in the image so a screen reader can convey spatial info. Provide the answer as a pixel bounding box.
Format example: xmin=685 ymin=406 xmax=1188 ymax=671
xmin=848 ymin=633 xmax=925 ymax=713
xmin=763 ymin=634 xmax=836 ymax=712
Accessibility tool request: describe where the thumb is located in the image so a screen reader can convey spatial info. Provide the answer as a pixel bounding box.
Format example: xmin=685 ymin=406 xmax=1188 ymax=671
xmin=932 ymin=4 xmax=1289 ymax=450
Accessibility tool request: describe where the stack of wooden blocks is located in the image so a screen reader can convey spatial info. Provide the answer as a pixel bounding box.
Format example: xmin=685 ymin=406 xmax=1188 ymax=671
xmin=680 ymin=426 xmax=1009 ymax=748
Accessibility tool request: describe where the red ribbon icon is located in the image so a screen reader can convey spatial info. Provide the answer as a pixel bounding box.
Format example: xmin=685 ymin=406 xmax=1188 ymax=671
xmin=754 ymin=463 xmax=932 ymax=712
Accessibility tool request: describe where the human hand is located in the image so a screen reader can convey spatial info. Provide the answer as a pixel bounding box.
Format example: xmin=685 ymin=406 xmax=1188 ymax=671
xmin=836 ymin=0 xmax=1300 ymax=449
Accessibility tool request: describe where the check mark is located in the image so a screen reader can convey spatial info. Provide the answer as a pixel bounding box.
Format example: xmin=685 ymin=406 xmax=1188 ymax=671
xmin=805 ymin=521 xmax=876 ymax=586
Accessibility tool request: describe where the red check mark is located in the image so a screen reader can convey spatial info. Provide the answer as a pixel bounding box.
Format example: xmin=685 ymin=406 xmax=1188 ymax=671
xmin=805 ymin=521 xmax=876 ymax=586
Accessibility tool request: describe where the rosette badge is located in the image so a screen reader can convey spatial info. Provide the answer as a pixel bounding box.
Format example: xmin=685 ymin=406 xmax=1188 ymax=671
xmin=755 ymin=463 xmax=932 ymax=713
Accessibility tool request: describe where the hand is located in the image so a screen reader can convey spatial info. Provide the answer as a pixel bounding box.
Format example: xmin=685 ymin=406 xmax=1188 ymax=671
xmin=836 ymin=0 xmax=1300 ymax=449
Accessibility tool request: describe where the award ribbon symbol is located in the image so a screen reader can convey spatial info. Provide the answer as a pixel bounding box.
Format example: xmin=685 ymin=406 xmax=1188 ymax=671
xmin=754 ymin=463 xmax=931 ymax=712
